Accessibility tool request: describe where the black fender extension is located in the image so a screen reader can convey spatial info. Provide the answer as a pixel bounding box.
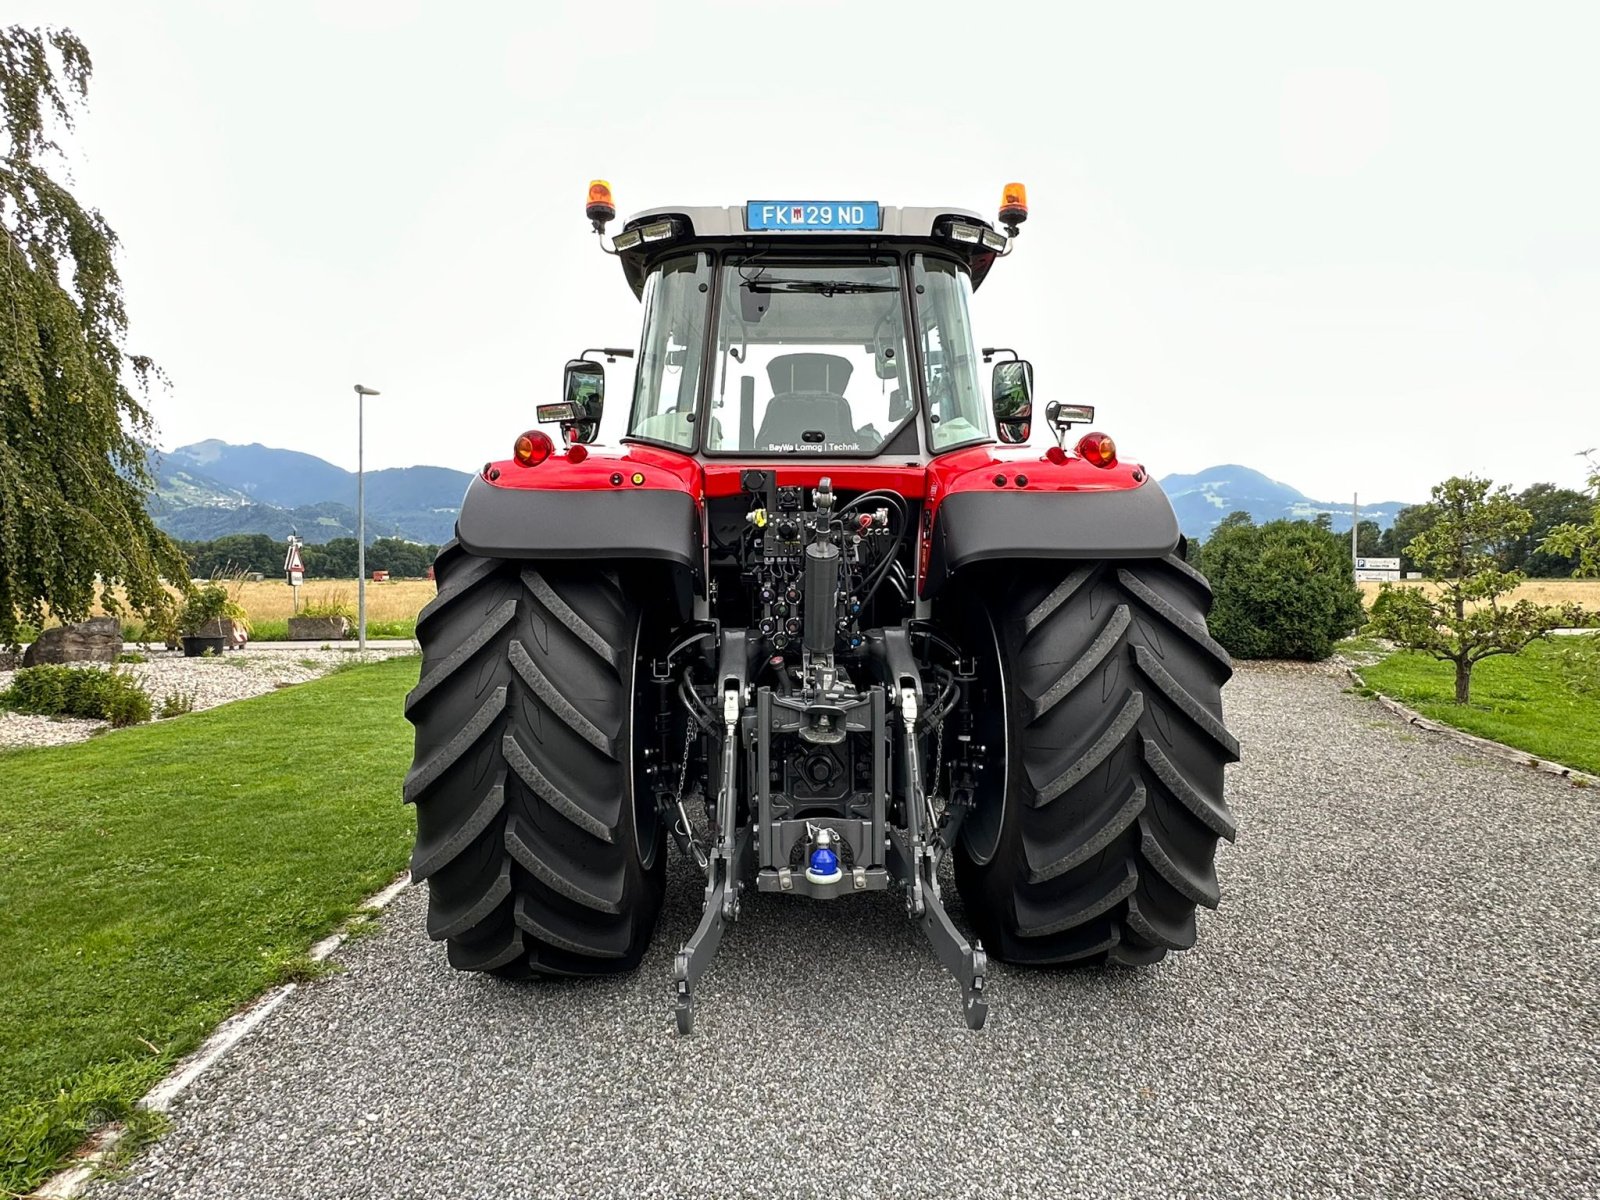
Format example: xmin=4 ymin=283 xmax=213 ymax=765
xmin=455 ymin=474 xmax=701 ymax=582
xmin=924 ymin=480 xmax=1182 ymax=594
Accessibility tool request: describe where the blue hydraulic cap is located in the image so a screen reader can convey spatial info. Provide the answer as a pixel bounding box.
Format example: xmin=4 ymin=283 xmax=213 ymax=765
xmin=805 ymin=827 xmax=843 ymax=884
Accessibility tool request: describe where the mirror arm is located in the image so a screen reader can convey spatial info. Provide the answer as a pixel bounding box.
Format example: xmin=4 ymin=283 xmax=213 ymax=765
xmin=582 ymin=347 xmax=636 ymax=364
xmin=557 ymin=421 xmax=595 ymax=447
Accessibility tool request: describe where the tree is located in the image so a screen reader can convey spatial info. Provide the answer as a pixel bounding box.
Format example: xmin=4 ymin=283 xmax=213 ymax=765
xmin=1198 ymin=518 xmax=1365 ymax=660
xmin=1387 ymin=503 xmax=1437 ymax=573
xmin=1354 ymin=519 xmax=1383 ymax=557
xmin=301 ymin=538 xmax=358 ymax=578
xmin=1369 ymin=476 xmax=1579 ymax=703
xmin=1214 ymin=510 xmax=1253 ymax=532
xmin=0 ymin=27 xmax=187 ymax=645
xmin=1375 ymin=524 xmax=1398 ymax=558
xmin=181 ymin=533 xmax=281 ymax=577
xmin=1507 ymin=482 xmax=1590 ymax=576
xmin=367 ymin=537 xmax=437 ymax=577
xmin=1540 ymin=457 xmax=1600 ymax=578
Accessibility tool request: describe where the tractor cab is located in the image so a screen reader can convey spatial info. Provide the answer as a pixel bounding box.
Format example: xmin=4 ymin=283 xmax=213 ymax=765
xmin=583 ymin=190 xmax=1028 ymax=462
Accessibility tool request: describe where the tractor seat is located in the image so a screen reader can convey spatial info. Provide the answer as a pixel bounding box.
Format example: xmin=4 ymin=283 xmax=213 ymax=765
xmin=756 ymin=353 xmax=857 ymax=448
xmin=757 ymin=392 xmax=856 ymax=448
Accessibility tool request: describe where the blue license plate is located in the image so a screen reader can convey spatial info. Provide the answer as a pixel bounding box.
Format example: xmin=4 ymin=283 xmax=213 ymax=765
xmin=745 ymin=201 xmax=881 ymax=231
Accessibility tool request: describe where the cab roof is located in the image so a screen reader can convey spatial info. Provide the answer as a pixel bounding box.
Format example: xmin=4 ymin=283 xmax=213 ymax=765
xmin=621 ymin=205 xmax=992 ymax=239
xmin=612 ymin=204 xmax=1006 ymax=298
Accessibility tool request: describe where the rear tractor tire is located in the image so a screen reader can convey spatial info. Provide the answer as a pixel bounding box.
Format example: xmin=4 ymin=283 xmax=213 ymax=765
xmin=403 ymin=541 xmax=665 ymax=976
xmin=953 ymin=555 xmax=1239 ymax=966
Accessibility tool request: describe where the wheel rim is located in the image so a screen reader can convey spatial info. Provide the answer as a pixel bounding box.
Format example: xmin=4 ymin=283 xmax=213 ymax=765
xmin=960 ymin=603 xmax=1009 ymax=866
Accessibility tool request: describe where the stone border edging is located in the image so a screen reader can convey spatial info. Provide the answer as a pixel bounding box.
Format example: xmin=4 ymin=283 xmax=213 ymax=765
xmin=32 ymin=871 xmax=413 ymax=1199
xmin=1344 ymin=664 xmax=1599 ymax=788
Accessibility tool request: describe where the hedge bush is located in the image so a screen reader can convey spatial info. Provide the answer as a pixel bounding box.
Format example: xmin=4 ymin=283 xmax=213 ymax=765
xmin=0 ymin=666 xmax=152 ymax=727
xmin=1198 ymin=518 xmax=1365 ymax=660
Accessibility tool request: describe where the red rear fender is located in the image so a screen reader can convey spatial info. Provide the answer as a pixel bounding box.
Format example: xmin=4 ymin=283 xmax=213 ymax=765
xmin=478 ymin=443 xmax=703 ymax=497
xmin=920 ymin=447 xmax=1177 ymax=597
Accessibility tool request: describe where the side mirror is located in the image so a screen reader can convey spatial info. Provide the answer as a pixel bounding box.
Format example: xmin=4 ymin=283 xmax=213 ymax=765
xmin=991 ymin=359 xmax=1033 ymax=444
xmin=542 ymin=359 xmax=605 ymax=445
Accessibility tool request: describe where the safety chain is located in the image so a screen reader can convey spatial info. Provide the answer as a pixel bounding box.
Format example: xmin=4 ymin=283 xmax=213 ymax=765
xmin=671 ymin=713 xmax=708 ymax=869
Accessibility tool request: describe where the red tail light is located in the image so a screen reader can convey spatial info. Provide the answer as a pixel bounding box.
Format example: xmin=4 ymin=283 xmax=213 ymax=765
xmin=1076 ymin=432 xmax=1117 ymax=469
xmin=513 ymin=430 xmax=553 ymax=467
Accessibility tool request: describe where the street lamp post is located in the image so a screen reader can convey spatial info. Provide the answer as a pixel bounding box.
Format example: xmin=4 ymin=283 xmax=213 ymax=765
xmin=354 ymin=384 xmax=381 ymax=650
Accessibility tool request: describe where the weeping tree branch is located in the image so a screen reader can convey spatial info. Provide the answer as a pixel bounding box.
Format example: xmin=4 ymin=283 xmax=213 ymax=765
xmin=1 ymin=25 xmax=187 ymax=647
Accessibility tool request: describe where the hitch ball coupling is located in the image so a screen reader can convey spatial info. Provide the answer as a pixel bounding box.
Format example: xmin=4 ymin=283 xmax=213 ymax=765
xmin=804 ymin=825 xmax=843 ymax=885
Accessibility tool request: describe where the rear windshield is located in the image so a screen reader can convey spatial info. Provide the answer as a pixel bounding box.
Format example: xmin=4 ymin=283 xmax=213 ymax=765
xmin=705 ymin=259 xmax=912 ymax=454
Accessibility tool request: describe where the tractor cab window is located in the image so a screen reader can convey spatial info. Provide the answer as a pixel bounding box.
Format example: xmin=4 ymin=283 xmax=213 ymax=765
xmin=912 ymin=256 xmax=990 ymax=451
xmin=627 ymin=252 xmax=711 ymax=450
xmin=708 ymin=258 xmax=912 ymax=455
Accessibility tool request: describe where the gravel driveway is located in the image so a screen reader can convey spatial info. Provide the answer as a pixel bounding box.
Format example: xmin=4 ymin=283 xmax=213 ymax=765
xmin=85 ymin=662 xmax=1600 ymax=1200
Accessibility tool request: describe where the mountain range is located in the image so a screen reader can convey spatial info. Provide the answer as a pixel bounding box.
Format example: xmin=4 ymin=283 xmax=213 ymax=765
xmin=144 ymin=442 xmax=1414 ymax=546
xmin=146 ymin=440 xmax=472 ymax=544
xmin=1160 ymin=464 xmax=1410 ymax=540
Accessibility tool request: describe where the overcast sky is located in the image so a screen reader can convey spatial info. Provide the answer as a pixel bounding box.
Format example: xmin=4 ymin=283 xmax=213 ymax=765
xmin=15 ymin=0 xmax=1599 ymax=503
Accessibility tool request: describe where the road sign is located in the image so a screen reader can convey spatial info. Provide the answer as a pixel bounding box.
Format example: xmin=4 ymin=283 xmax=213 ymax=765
xmin=285 ymin=535 xmax=305 ymax=596
xmin=1356 ymin=557 xmax=1400 ymax=571
xmin=1356 ymin=569 xmax=1400 ymax=582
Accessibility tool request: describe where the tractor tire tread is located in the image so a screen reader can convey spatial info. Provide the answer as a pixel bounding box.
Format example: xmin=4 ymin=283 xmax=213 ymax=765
xmin=955 ymin=557 xmax=1236 ymax=968
xmin=404 ymin=549 xmax=663 ymax=977
xmin=520 ymin=568 xmax=622 ymax=670
xmin=410 ymin=771 xmax=507 ymax=882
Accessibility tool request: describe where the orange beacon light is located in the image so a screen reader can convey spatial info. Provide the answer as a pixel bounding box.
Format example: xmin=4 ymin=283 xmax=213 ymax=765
xmin=999 ymin=182 xmax=1028 ymax=234
xmin=587 ymin=180 xmax=616 ymax=231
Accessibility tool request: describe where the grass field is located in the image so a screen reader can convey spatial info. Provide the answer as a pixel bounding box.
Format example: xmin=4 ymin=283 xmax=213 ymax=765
xmin=0 ymin=656 xmax=419 ymax=1196
xmin=1357 ymin=577 xmax=1600 ymax=610
xmin=1361 ymin=636 xmax=1600 ymax=776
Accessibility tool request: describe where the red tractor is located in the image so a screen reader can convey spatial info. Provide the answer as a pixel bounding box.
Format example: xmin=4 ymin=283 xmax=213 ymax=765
xmin=403 ymin=184 xmax=1238 ymax=1031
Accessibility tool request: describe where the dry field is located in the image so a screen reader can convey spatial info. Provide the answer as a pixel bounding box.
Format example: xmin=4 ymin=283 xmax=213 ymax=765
xmin=235 ymin=577 xmax=1600 ymax=627
xmin=231 ymin=579 xmax=437 ymax=624
xmin=1357 ymin=578 xmax=1600 ymax=609
xmin=58 ymin=576 xmax=1600 ymax=632
xmin=75 ymin=578 xmax=437 ymax=628
xmin=277 ymin=577 xmax=1592 ymax=624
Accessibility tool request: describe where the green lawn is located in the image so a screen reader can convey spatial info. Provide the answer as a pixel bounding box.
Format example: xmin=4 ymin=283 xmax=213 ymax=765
xmin=243 ymin=618 xmax=416 ymax=641
xmin=1362 ymin=636 xmax=1600 ymax=775
xmin=0 ymin=656 xmax=419 ymax=1195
